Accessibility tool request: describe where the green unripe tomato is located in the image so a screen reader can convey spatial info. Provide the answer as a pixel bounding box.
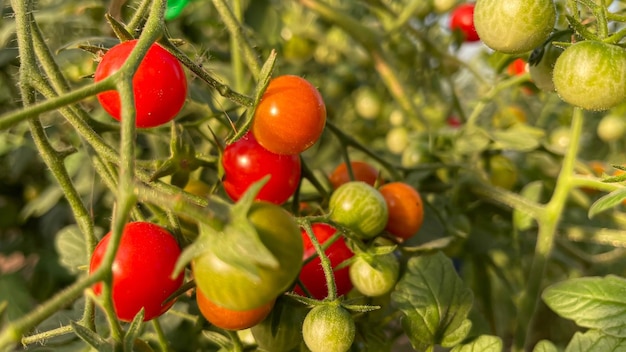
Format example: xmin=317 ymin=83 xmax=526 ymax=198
xmin=597 ymin=114 xmax=626 ymax=142
xmin=349 ymin=252 xmax=400 ymax=297
xmin=329 ymin=181 xmax=389 ymax=239
xmin=302 ymin=303 xmax=355 ymax=352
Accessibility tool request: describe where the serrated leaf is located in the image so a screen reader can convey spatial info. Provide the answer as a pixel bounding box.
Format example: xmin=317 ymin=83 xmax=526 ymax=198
xmin=589 ymin=188 xmax=626 ymax=218
xmin=391 ymin=252 xmax=474 ymax=351
xmin=542 ymin=275 xmax=626 ymax=337
xmin=533 ymin=339 xmax=559 ymax=352
xmin=565 ymin=329 xmax=626 ymax=352
xmin=450 ymin=334 xmax=503 ymax=352
xmin=491 ymin=124 xmax=544 ymax=151
xmin=54 ymin=225 xmax=89 ymax=274
xmin=513 ymin=181 xmax=542 ymax=231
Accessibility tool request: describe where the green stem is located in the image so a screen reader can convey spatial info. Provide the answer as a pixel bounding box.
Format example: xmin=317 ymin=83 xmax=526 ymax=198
xmin=300 ymin=220 xmax=337 ymax=301
xmin=230 ymin=0 xmax=245 ymax=92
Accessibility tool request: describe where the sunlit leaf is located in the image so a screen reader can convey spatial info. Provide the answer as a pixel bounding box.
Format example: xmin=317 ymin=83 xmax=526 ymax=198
xmin=450 ymin=335 xmax=503 ymax=352
xmin=565 ymin=329 xmax=626 ymax=352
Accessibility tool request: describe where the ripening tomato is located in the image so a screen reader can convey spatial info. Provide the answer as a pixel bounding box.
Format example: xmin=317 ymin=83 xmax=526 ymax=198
xmin=294 ymin=223 xmax=354 ymax=300
xmin=193 ymin=202 xmax=303 ymax=311
xmin=379 ymin=182 xmax=424 ymax=241
xmin=252 ymin=75 xmax=326 ymax=155
xmin=195 ymin=288 xmax=274 ymax=331
xmin=328 ymin=161 xmax=383 ymax=190
xmin=449 ymin=4 xmax=479 ymax=42
xmin=89 ymin=222 xmax=184 ymax=322
xmin=94 ymin=39 xmax=187 ymax=128
xmin=302 ymin=303 xmax=355 ymax=352
xmin=222 ymin=132 xmax=301 ymax=205
xmin=507 ymin=58 xmax=528 ymax=76
xmin=329 ymin=181 xmax=388 ymax=239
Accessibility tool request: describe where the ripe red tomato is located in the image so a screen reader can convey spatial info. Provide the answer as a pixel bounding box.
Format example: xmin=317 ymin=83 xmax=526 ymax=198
xmin=222 ymin=132 xmax=301 ymax=204
xmin=94 ymin=39 xmax=187 ymax=128
xmin=449 ymin=4 xmax=479 ymax=42
xmin=294 ymin=223 xmax=354 ymax=300
xmin=89 ymin=222 xmax=184 ymax=322
xmin=328 ymin=161 xmax=383 ymax=190
xmin=379 ymin=182 xmax=424 ymax=241
xmin=195 ymin=288 xmax=274 ymax=331
xmin=252 ymin=75 xmax=326 ymax=155
xmin=507 ymin=58 xmax=528 ymax=76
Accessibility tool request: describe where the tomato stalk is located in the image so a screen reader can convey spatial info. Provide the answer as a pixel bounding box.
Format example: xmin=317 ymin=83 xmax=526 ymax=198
xmin=301 ymin=220 xmax=339 ymax=301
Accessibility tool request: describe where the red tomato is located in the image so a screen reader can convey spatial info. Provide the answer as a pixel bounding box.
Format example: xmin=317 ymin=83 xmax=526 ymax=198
xmin=449 ymin=4 xmax=480 ymax=42
xmin=294 ymin=223 xmax=354 ymax=300
xmin=379 ymin=182 xmax=424 ymax=241
xmin=507 ymin=58 xmax=528 ymax=76
xmin=328 ymin=161 xmax=383 ymax=190
xmin=94 ymin=39 xmax=187 ymax=128
xmin=252 ymin=75 xmax=326 ymax=155
xmin=195 ymin=288 xmax=274 ymax=331
xmin=222 ymin=132 xmax=301 ymax=204
xmin=89 ymin=222 xmax=184 ymax=322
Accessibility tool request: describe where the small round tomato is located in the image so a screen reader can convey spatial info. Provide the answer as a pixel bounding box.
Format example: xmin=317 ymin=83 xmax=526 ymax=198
xmin=349 ymin=252 xmax=400 ymax=297
xmin=195 ymin=288 xmax=274 ymax=331
xmin=474 ymin=0 xmax=556 ymax=54
xmin=193 ymin=202 xmax=303 ymax=311
xmin=379 ymin=182 xmax=424 ymax=241
xmin=329 ymin=182 xmax=388 ymax=239
xmin=302 ymin=303 xmax=355 ymax=352
xmin=251 ymin=296 xmax=309 ymax=352
xmin=222 ymin=132 xmax=301 ymax=205
xmin=597 ymin=114 xmax=626 ymax=142
xmin=252 ymin=75 xmax=326 ymax=155
xmin=94 ymin=39 xmax=187 ymax=128
xmin=488 ymin=154 xmax=518 ymax=190
xmin=328 ymin=161 xmax=383 ymax=190
xmin=294 ymin=223 xmax=354 ymax=300
xmin=89 ymin=222 xmax=184 ymax=322
xmin=553 ymin=40 xmax=626 ymax=111
xmin=449 ymin=4 xmax=479 ymax=42
xmin=507 ymin=58 xmax=528 ymax=76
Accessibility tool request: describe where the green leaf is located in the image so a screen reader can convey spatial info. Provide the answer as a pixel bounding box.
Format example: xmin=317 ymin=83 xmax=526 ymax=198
xmin=589 ymin=188 xmax=626 ymax=218
xmin=533 ymin=339 xmax=559 ymax=352
xmin=542 ymin=275 xmax=626 ymax=337
xmin=54 ymin=225 xmax=90 ymax=274
xmin=513 ymin=181 xmax=542 ymax=231
xmin=0 ymin=274 xmax=34 ymax=321
xmin=565 ymin=330 xmax=626 ymax=352
xmin=124 ymin=309 xmax=145 ymax=351
xmin=450 ymin=335 xmax=503 ymax=352
xmin=71 ymin=321 xmax=112 ymax=351
xmin=491 ymin=124 xmax=544 ymax=151
xmin=455 ymin=127 xmax=490 ymax=155
xmin=391 ymin=252 xmax=474 ymax=350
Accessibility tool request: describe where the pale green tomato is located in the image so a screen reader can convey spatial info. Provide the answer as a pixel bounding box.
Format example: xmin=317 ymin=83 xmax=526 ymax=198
xmin=354 ymin=87 xmax=382 ymax=120
xmin=433 ymin=0 xmax=459 ymax=13
xmin=329 ymin=181 xmax=388 ymax=239
xmin=349 ymin=252 xmax=400 ymax=297
xmin=302 ymin=304 xmax=355 ymax=352
xmin=386 ymin=127 xmax=409 ymax=155
xmin=597 ymin=114 xmax=626 ymax=142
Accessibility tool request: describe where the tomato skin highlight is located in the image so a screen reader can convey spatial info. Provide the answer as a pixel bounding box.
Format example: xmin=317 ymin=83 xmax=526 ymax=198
xmin=196 ymin=288 xmax=274 ymax=331
xmin=89 ymin=222 xmax=184 ymax=322
xmin=94 ymin=39 xmax=187 ymax=128
xmin=222 ymin=132 xmax=301 ymax=204
xmin=294 ymin=223 xmax=354 ymax=300
xmin=252 ymin=75 xmax=326 ymax=155
xmin=192 ymin=202 xmax=303 ymax=311
xmin=449 ymin=4 xmax=479 ymax=42
xmin=328 ymin=161 xmax=383 ymax=190
xmin=379 ymin=182 xmax=424 ymax=241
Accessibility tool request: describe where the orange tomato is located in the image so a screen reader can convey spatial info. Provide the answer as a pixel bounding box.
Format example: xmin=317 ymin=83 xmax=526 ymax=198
xmin=379 ymin=182 xmax=424 ymax=241
xmin=252 ymin=75 xmax=326 ymax=155
xmin=196 ymin=288 xmax=275 ymax=331
xmin=328 ymin=161 xmax=383 ymax=189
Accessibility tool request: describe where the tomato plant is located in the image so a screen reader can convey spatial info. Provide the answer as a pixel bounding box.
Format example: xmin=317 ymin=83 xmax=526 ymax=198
xmin=192 ymin=202 xmax=303 ymax=311
xmin=329 ymin=181 xmax=388 ymax=239
xmin=250 ymin=296 xmax=309 ymax=352
xmin=294 ymin=223 xmax=354 ymax=299
xmin=195 ymin=288 xmax=274 ymax=331
xmin=349 ymin=251 xmax=400 ymax=297
xmin=449 ymin=4 xmax=479 ymax=42
xmin=88 ymin=222 xmax=184 ymax=322
xmin=302 ymin=303 xmax=355 ymax=352
xmin=252 ymin=75 xmax=326 ymax=155
xmin=328 ymin=161 xmax=383 ymax=189
xmin=222 ymin=132 xmax=301 ymax=204
xmin=94 ymin=39 xmax=187 ymax=128
xmin=379 ymin=182 xmax=424 ymax=241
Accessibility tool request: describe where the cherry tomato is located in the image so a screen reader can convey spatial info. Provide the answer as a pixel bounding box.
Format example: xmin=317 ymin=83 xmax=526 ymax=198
xmin=329 ymin=181 xmax=388 ymax=239
xmin=294 ymin=223 xmax=354 ymax=300
xmin=250 ymin=296 xmax=309 ymax=352
xmin=192 ymin=202 xmax=303 ymax=311
xmin=474 ymin=0 xmax=556 ymax=54
xmin=195 ymin=288 xmax=274 ymax=331
xmin=222 ymin=132 xmax=301 ymax=205
xmin=94 ymin=39 xmax=187 ymax=128
xmin=597 ymin=114 xmax=626 ymax=142
xmin=252 ymin=75 xmax=326 ymax=155
xmin=349 ymin=252 xmax=400 ymax=297
xmin=507 ymin=58 xmax=528 ymax=76
xmin=302 ymin=303 xmax=355 ymax=352
xmin=449 ymin=4 xmax=479 ymax=42
xmin=553 ymin=40 xmax=626 ymax=111
xmin=379 ymin=182 xmax=424 ymax=241
xmin=328 ymin=161 xmax=383 ymax=190
xmin=89 ymin=222 xmax=184 ymax=322
xmin=488 ymin=154 xmax=518 ymax=190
